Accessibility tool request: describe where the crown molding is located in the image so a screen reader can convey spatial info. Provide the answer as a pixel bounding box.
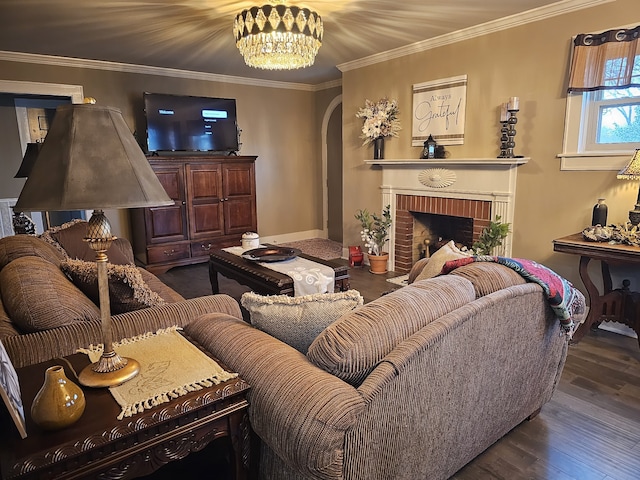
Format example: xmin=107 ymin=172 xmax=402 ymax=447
xmin=0 ymin=50 xmax=336 ymax=92
xmin=338 ymin=0 xmax=615 ymax=72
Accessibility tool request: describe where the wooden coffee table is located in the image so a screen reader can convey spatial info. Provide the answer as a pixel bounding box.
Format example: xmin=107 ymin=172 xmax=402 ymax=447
xmin=209 ymin=248 xmax=350 ymax=296
xmin=0 ymin=349 xmax=251 ymax=479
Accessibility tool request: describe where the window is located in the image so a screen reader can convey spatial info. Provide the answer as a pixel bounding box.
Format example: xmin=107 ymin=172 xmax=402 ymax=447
xmin=560 ymin=26 xmax=640 ymax=171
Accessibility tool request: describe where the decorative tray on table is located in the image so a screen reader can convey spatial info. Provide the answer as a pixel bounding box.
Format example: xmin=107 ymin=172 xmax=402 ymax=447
xmin=241 ymin=247 xmax=301 ymax=262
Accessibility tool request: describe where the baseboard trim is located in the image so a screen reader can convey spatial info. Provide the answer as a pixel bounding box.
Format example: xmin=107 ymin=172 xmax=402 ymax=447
xmin=259 ymin=230 xmax=326 ymax=246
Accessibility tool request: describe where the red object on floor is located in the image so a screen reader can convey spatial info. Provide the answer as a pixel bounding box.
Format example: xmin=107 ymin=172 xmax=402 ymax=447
xmin=349 ymin=246 xmax=364 ymax=267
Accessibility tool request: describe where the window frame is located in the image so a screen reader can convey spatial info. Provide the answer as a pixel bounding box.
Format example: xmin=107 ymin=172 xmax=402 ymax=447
xmin=560 ymin=90 xmax=639 ymax=171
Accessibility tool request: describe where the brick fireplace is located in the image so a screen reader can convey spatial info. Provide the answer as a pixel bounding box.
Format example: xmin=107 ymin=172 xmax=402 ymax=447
xmin=365 ymin=157 xmax=529 ymax=273
xmin=394 ymin=195 xmax=492 ymax=272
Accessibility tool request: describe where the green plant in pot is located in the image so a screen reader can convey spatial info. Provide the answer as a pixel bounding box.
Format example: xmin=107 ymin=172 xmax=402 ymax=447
xmin=471 ymin=215 xmax=511 ymax=255
xmin=355 ymin=205 xmax=392 ymax=273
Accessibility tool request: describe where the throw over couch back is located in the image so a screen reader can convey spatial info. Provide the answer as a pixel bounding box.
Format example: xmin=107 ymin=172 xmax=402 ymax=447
xmin=185 ymin=262 xmax=582 ymax=480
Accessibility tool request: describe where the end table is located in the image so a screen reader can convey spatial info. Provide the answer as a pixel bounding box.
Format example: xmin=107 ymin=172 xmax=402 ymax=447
xmin=0 ymin=352 xmax=251 ymax=479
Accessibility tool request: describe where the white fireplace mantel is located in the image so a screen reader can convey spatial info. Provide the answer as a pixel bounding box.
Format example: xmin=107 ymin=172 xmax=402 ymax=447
xmin=365 ymin=158 xmax=529 ymax=167
xmin=365 ymin=157 xmax=530 ymax=270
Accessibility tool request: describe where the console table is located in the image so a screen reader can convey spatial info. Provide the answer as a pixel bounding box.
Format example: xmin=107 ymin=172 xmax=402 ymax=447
xmin=0 ymin=353 xmax=251 ymax=479
xmin=553 ymin=233 xmax=640 ymax=347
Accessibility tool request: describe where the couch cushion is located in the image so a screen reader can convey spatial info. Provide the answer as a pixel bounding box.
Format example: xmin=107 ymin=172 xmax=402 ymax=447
xmin=241 ymin=290 xmax=364 ymax=353
xmin=448 ymin=262 xmax=527 ymax=298
xmin=413 ymin=240 xmax=471 ymax=282
xmin=40 ymin=220 xmax=132 ymax=265
xmin=0 ymin=256 xmax=100 ymax=332
xmin=60 ymin=258 xmax=166 ymax=314
xmin=307 ymin=275 xmax=476 ymax=385
xmin=0 ymin=235 xmax=65 ymax=272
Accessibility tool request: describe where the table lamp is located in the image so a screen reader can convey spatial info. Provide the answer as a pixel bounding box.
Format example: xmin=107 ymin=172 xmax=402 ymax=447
xmin=14 ymin=101 xmax=173 ymax=388
xmin=616 ymin=149 xmax=640 ymax=225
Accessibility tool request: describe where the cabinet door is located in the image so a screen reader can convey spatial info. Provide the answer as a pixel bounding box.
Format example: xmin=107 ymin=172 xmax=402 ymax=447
xmin=145 ymin=164 xmax=188 ymax=244
xmin=186 ymin=163 xmax=225 ymax=240
xmin=222 ymin=162 xmax=257 ymax=235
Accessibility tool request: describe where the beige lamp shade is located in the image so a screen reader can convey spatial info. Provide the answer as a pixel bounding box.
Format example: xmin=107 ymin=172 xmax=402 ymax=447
xmin=617 ymin=149 xmax=640 ymax=180
xmin=14 ymin=103 xmax=172 ymax=212
xmin=617 ymin=149 xmax=640 ymax=224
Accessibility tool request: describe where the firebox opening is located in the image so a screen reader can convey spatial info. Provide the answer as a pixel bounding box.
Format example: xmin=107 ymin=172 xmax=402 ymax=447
xmin=412 ymin=212 xmax=473 ymax=263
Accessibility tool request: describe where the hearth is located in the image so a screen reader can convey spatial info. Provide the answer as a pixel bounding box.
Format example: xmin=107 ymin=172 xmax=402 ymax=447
xmin=366 ymin=157 xmax=528 ymax=273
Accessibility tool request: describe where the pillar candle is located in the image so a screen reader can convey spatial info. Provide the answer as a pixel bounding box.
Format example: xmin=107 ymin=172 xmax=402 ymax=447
xmin=500 ymin=103 xmax=508 ymax=122
xmin=508 ymin=96 xmax=519 ymax=110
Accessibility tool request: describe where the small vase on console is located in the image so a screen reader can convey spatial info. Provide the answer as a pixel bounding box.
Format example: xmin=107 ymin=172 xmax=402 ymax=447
xmin=591 ymin=199 xmax=608 ymax=226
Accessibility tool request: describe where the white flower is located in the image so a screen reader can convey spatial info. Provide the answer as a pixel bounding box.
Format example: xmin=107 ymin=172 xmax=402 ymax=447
xmin=355 ymin=98 xmax=401 ymax=146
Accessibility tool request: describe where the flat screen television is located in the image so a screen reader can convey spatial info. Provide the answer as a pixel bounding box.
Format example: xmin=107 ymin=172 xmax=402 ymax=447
xmin=144 ymin=92 xmax=239 ymax=153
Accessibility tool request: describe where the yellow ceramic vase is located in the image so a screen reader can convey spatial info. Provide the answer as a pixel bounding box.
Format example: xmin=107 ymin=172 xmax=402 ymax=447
xmin=31 ymin=365 xmax=86 ymax=431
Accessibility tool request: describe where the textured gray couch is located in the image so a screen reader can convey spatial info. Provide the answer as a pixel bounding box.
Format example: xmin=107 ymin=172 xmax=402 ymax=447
xmin=185 ymin=261 xmax=585 ymax=480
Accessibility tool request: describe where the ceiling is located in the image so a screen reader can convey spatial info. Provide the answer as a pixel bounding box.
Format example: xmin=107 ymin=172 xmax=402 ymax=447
xmin=0 ymin=0 xmax=572 ymax=86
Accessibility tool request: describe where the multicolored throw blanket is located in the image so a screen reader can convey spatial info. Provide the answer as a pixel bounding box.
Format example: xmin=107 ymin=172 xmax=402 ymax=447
xmin=442 ymin=256 xmax=584 ymax=337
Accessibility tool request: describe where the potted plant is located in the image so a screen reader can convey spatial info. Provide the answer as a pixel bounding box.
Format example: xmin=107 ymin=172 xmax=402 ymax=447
xmin=471 ymin=215 xmax=511 ymax=255
xmin=356 ymin=98 xmax=401 ymax=159
xmin=355 ymin=205 xmax=392 ymax=274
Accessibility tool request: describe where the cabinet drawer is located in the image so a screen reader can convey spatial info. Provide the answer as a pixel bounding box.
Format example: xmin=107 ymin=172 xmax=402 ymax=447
xmin=147 ymin=243 xmax=190 ymax=264
xmin=191 ymin=239 xmax=218 ymax=258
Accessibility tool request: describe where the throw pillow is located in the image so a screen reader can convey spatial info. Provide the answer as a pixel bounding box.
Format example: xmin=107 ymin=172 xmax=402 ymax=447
xmin=240 ymin=290 xmax=364 ymax=354
xmin=0 ymin=256 xmax=100 ymax=333
xmin=413 ymin=240 xmax=471 ymax=282
xmin=40 ymin=220 xmax=133 ymax=265
xmin=60 ymin=258 xmax=166 ymax=314
xmin=0 ymin=235 xmax=65 ymax=272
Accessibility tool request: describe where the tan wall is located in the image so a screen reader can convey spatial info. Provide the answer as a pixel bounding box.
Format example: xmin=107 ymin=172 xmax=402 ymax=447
xmin=0 ymin=61 xmax=327 ymax=241
xmin=342 ymin=0 xmax=639 ymax=291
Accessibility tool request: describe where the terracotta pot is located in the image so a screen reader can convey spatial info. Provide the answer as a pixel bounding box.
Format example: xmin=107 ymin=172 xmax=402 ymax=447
xmin=31 ymin=365 xmax=86 ymax=431
xmin=368 ymin=253 xmax=389 ymax=274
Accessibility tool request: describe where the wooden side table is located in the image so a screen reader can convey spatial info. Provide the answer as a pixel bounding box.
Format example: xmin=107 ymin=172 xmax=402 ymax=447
xmin=0 ymin=353 xmax=251 ymax=479
xmin=553 ymin=233 xmax=640 ymax=347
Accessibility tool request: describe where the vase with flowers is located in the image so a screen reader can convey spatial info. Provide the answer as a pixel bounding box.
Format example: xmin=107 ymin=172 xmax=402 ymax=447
xmin=356 ymin=98 xmax=401 ymax=159
xmin=355 ymin=204 xmax=392 ymax=274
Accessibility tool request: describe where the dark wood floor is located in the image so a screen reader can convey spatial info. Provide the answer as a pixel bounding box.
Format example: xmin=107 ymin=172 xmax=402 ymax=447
xmin=158 ymin=261 xmax=640 ymax=480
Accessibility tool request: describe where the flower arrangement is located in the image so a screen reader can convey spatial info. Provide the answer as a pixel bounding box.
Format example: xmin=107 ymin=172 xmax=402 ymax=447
xmin=355 ymin=205 xmax=392 ymax=256
xmin=355 ymin=98 xmax=401 ymax=145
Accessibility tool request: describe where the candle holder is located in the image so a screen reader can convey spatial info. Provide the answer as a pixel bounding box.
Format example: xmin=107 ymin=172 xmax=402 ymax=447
xmin=498 ymin=109 xmax=519 ymax=158
xmin=506 ymin=108 xmax=518 ymax=158
xmin=498 ymin=121 xmax=509 ymax=158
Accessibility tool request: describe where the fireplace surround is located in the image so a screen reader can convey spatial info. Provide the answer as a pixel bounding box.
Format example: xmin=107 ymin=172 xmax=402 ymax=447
xmin=365 ymin=157 xmax=529 ymax=273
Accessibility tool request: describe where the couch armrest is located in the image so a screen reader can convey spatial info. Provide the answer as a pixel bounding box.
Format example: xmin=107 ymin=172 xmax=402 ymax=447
xmin=185 ymin=314 xmax=366 ymax=480
xmin=3 ymin=294 xmax=241 ymax=368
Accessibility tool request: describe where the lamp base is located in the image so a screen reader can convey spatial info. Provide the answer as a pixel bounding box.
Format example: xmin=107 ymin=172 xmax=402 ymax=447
xmin=629 ymin=208 xmax=640 ymax=225
xmin=78 ymin=354 xmax=140 ymax=388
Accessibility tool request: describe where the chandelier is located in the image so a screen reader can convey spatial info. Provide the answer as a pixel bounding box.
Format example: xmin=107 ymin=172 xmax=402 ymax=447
xmin=233 ymin=2 xmax=323 ymax=70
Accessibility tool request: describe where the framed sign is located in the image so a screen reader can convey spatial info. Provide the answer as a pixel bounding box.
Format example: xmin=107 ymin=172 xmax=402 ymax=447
xmin=412 ymin=75 xmax=467 ymax=146
xmin=0 ymin=341 xmax=27 ymax=439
